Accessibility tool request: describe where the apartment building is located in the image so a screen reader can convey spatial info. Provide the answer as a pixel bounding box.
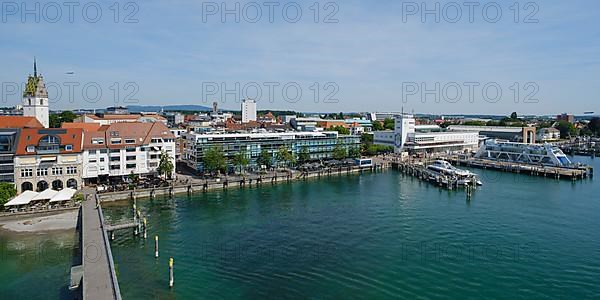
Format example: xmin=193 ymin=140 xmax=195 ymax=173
xmin=81 ymin=122 xmax=176 ymax=184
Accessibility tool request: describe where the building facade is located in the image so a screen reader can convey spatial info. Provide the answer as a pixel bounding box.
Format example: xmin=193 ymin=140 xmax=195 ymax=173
xmin=0 ymin=129 xmax=20 ymax=183
xmin=241 ymin=99 xmax=257 ymax=123
xmin=14 ymin=128 xmax=84 ymax=193
xmin=81 ymin=122 xmax=176 ymax=184
xmin=374 ymin=114 xmax=479 ymax=153
xmin=183 ymin=131 xmax=361 ymax=172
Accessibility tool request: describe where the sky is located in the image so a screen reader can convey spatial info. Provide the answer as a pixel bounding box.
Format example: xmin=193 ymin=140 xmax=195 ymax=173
xmin=0 ymin=0 xmax=599 ymax=115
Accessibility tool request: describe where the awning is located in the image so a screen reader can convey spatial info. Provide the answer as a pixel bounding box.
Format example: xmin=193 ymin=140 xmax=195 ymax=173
xmin=4 ymin=191 xmax=39 ymax=207
xmin=49 ymin=188 xmax=77 ymax=203
xmin=32 ymin=189 xmax=59 ymax=201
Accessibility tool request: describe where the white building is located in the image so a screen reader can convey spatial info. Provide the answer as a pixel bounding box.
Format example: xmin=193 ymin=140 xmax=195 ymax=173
xmin=241 ymin=99 xmax=257 ymax=123
xmin=374 ymin=114 xmax=479 ymax=153
xmin=81 ymin=122 xmax=176 ymax=184
xmin=22 ymin=60 xmax=49 ymax=128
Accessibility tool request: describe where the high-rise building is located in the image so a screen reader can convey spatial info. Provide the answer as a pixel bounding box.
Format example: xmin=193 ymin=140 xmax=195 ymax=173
xmin=22 ymin=59 xmax=49 ymax=128
xmin=241 ymin=99 xmax=257 ymax=123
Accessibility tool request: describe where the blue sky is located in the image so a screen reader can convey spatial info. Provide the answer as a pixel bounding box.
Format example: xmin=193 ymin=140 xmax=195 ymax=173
xmin=1 ymin=0 xmax=599 ymax=115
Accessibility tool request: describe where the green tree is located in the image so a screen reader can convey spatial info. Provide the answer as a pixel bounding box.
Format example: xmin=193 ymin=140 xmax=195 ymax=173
xmin=257 ymin=149 xmax=273 ymax=169
xmin=158 ymin=151 xmax=174 ymax=179
xmin=383 ymin=118 xmax=395 ymax=130
xmin=326 ymin=125 xmax=350 ymax=135
xmin=276 ymin=146 xmax=295 ymax=167
xmin=60 ymin=111 xmax=77 ymax=123
xmin=338 ymin=112 xmax=344 ymax=120
xmin=372 ymin=121 xmax=384 ymax=131
xmin=588 ymin=117 xmax=600 ymax=136
xmin=348 ymin=146 xmax=361 ymax=158
xmin=49 ymin=114 xmax=61 ymax=128
xmin=203 ymin=146 xmax=226 ymax=174
xmin=298 ymin=146 xmax=310 ymax=163
xmin=0 ymin=182 xmax=17 ymax=206
xmin=556 ymin=121 xmax=576 ymax=139
xmin=232 ymin=150 xmax=250 ymax=174
xmin=332 ymin=143 xmax=347 ymax=160
xmin=510 ymin=112 xmax=518 ymax=119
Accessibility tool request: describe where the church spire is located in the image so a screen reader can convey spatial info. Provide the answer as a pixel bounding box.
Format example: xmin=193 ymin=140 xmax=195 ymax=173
xmin=34 ymin=57 xmax=37 ymax=77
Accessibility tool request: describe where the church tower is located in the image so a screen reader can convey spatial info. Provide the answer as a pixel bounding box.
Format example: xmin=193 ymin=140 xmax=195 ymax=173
xmin=23 ymin=58 xmax=49 ymax=128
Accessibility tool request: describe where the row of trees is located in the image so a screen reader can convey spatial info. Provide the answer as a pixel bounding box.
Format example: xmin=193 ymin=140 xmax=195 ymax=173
xmin=201 ymin=144 xmax=362 ymax=175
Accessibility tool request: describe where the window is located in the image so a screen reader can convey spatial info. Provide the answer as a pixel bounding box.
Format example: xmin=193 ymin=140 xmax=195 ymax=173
xmin=126 ymin=156 xmax=136 ymax=161
xmin=51 ymin=167 xmax=63 ymax=175
xmin=110 ymin=157 xmax=120 ymax=162
xmin=126 ymin=163 xmax=136 ymax=169
xmin=66 ymin=166 xmax=77 ymax=175
xmin=26 ymin=146 xmax=35 ymax=153
xmin=110 ymin=165 xmax=120 ymax=170
xmin=89 ymin=158 xmax=97 ymax=163
xmin=99 ymin=157 xmax=105 ymax=162
xmin=125 ymin=139 xmax=135 ymax=144
xmin=111 ymin=138 xmax=122 ymax=144
xmin=65 ymin=145 xmax=73 ymax=151
xmin=21 ymin=168 xmax=33 ymax=178
xmin=37 ymin=168 xmax=48 ymax=176
xmin=92 ymin=138 xmax=104 ymax=145
xmin=125 ymin=147 xmax=136 ymax=152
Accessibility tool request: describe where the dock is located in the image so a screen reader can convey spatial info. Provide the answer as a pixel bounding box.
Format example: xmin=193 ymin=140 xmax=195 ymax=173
xmin=444 ymin=156 xmax=593 ymax=180
xmin=392 ymin=161 xmax=479 ymax=197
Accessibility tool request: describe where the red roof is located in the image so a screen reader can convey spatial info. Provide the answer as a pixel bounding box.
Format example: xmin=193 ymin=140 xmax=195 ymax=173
xmin=0 ymin=116 xmax=43 ymax=129
xmin=16 ymin=128 xmax=83 ymax=155
xmin=61 ymin=122 xmax=101 ymax=132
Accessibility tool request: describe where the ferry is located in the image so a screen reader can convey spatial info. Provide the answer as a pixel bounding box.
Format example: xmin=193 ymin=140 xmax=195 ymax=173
xmin=475 ymin=139 xmax=573 ymax=167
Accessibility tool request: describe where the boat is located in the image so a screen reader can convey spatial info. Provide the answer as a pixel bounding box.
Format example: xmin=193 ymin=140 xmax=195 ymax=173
xmin=427 ymin=160 xmax=474 ymax=177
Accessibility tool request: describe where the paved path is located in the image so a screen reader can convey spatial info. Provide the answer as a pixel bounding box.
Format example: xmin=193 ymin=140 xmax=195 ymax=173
xmin=82 ymin=191 xmax=121 ymax=300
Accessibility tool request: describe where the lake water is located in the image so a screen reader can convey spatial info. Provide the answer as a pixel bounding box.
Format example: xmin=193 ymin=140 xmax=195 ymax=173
xmin=1 ymin=156 xmax=598 ymax=299
xmin=105 ymin=156 xmax=600 ymax=299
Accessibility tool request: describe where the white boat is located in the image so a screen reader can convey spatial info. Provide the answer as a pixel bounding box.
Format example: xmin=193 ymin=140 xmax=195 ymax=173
xmin=427 ymin=160 xmax=474 ymax=177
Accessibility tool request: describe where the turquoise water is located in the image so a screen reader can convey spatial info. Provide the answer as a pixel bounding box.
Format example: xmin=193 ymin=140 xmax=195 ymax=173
xmin=0 ymin=230 xmax=77 ymax=299
xmin=0 ymin=156 xmax=598 ymax=299
xmin=104 ymin=156 xmax=600 ymax=299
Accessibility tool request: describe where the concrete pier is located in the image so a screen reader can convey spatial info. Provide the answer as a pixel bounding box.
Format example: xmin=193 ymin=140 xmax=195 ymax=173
xmin=81 ymin=194 xmax=122 ymax=300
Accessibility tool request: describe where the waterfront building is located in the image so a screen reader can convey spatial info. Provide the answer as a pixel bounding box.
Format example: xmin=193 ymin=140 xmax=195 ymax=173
xmin=447 ymin=125 xmax=537 ymax=144
xmin=475 ymin=139 xmax=572 ymax=167
xmin=13 ymin=128 xmax=84 ymax=193
xmin=374 ymin=114 xmax=479 ymax=153
xmin=22 ymin=59 xmax=49 ymax=128
xmin=241 ymin=99 xmax=257 ymax=123
xmin=183 ymin=131 xmax=360 ymax=172
xmin=81 ymin=122 xmax=176 ymax=184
